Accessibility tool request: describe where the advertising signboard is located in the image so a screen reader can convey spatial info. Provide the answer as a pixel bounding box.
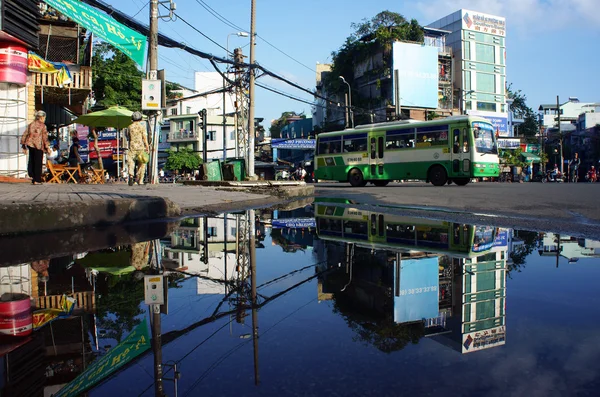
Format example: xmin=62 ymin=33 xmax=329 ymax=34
xmin=45 ymin=0 xmax=147 ymax=67
xmin=272 ymin=218 xmax=316 ymax=229
xmin=0 ymin=44 xmax=27 ymax=85
xmin=462 ymin=325 xmax=506 ymax=353
xmin=497 ymin=138 xmax=520 ymax=149
xmin=392 ymin=42 xmax=439 ymax=109
xmin=461 ymin=10 xmax=506 ymax=36
xmin=468 ymin=110 xmax=508 ymax=136
xmin=54 ymin=318 xmax=150 ymax=397
xmin=394 ymin=256 xmax=439 ymax=324
xmin=271 ymin=139 xmax=316 ymax=149
xmin=89 ymin=139 xmax=117 ymax=159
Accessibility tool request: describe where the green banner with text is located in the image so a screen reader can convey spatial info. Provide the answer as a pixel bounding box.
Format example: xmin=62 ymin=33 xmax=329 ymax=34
xmin=44 ymin=0 xmax=147 ymax=67
xmin=53 ymin=318 xmax=151 ymax=397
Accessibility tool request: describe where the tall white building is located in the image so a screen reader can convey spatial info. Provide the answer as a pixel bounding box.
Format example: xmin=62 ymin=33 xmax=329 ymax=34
xmin=165 ymin=72 xmax=238 ymax=160
xmin=429 ymin=10 xmax=508 ymax=135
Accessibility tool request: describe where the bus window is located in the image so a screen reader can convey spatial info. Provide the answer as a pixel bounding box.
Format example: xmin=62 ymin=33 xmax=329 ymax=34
xmin=377 ymin=137 xmax=384 ymax=158
xmin=472 ymin=122 xmax=497 ymax=154
xmin=416 ymin=127 xmax=449 ymax=147
xmin=386 ymin=130 xmax=414 ymax=149
xmin=462 ymin=129 xmax=470 ymax=153
xmin=343 ymin=134 xmax=368 ymax=153
xmin=344 ymin=220 xmax=368 ymax=237
xmin=318 ymin=137 xmax=341 ymax=154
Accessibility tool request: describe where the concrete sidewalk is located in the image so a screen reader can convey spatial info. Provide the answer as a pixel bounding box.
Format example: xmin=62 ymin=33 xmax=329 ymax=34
xmin=0 ymin=182 xmax=313 ymax=235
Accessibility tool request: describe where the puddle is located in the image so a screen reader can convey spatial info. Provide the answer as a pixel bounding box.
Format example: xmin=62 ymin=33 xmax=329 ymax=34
xmin=1 ymin=201 xmax=600 ymax=396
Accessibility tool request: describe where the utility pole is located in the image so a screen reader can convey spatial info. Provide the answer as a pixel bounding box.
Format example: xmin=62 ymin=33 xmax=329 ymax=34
xmin=557 ymin=95 xmax=563 ymax=175
xmin=234 ymin=48 xmax=247 ymax=164
xmin=147 ymin=0 xmax=159 ymax=184
xmin=247 ymin=0 xmax=257 ymax=179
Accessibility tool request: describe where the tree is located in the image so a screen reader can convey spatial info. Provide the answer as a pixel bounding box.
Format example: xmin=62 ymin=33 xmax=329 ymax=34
xmin=165 ymin=148 xmax=202 ymax=173
xmin=269 ymin=111 xmax=306 ymax=139
xmin=92 ymin=43 xmax=143 ymax=110
xmin=508 ymin=230 xmax=541 ymax=277
xmin=507 ymin=84 xmax=540 ymax=139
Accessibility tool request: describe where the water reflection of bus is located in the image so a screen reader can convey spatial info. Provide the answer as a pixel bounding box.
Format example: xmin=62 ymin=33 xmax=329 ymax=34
xmin=315 ymin=202 xmax=498 ymax=257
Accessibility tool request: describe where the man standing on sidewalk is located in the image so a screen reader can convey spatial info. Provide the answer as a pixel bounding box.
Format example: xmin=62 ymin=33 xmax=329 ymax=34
xmin=569 ymin=152 xmax=581 ymax=183
xmin=126 ymin=111 xmax=150 ymax=186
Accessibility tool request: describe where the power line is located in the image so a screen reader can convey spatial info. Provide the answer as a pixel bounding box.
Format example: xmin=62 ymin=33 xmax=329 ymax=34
xmin=194 ymin=0 xmax=245 ymax=33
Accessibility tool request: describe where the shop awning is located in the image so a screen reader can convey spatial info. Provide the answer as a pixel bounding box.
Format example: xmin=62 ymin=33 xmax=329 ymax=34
xmin=521 ymin=152 xmax=541 ymax=162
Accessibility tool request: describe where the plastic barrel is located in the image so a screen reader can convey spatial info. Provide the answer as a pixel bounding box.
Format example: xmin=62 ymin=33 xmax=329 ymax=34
xmin=0 ymin=293 xmax=33 ymax=337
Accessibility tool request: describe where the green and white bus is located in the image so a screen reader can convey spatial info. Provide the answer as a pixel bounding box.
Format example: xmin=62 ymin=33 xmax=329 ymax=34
xmin=315 ymin=200 xmax=498 ymax=258
xmin=314 ymin=115 xmax=500 ymax=186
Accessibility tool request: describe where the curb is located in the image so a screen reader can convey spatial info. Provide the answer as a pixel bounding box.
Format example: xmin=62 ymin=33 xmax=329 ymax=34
xmin=0 ymin=197 xmax=181 ymax=236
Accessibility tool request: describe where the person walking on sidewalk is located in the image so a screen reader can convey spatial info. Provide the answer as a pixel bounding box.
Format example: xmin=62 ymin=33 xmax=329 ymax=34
xmin=20 ymin=110 xmax=51 ymax=185
xmin=126 ymin=111 xmax=150 ymax=186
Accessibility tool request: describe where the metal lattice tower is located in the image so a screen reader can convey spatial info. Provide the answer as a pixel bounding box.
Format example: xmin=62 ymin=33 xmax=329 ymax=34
xmin=234 ymin=48 xmax=249 ymax=164
xmin=231 ymin=211 xmax=251 ymax=322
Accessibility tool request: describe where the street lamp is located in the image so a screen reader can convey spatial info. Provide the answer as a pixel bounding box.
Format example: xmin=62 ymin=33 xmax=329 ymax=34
xmin=339 ymin=76 xmax=353 ymax=128
xmin=224 ymin=32 xmax=249 ymax=160
xmin=461 ymin=89 xmax=475 ymax=115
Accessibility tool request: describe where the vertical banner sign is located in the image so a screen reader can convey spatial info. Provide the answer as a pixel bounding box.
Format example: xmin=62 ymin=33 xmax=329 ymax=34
xmin=0 ymin=44 xmax=28 ymax=85
xmin=44 ymin=0 xmax=147 ymax=67
xmin=54 ymin=318 xmax=151 ymax=397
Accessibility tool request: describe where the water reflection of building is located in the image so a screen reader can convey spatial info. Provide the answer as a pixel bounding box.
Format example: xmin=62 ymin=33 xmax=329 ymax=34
xmin=313 ymin=204 xmax=510 ymax=354
xmin=539 ymin=233 xmax=600 ymax=263
xmin=0 ymin=259 xmax=95 ymax=396
xmin=164 ymin=215 xmax=239 ymax=294
xmin=270 ymin=206 xmax=316 ymax=252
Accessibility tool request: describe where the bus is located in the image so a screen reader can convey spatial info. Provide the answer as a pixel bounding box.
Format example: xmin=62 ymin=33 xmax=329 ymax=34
xmin=314 ymin=115 xmax=500 ymax=186
xmin=315 ymin=201 xmax=498 ymax=258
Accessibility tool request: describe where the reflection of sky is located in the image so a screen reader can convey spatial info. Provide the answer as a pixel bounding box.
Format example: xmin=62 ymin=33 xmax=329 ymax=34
xmin=91 ymin=232 xmax=600 ymax=397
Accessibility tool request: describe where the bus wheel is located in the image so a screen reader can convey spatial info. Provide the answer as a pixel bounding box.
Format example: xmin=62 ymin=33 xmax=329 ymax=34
xmin=453 ymin=178 xmax=470 ymax=186
xmin=373 ymin=180 xmax=389 ymax=187
xmin=348 ymin=168 xmax=365 ymax=187
xmin=429 ymin=165 xmax=448 ymax=186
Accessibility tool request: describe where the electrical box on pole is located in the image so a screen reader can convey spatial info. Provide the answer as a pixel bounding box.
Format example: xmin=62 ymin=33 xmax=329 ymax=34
xmin=144 ymin=275 xmax=165 ymax=305
xmin=198 ymin=109 xmax=208 ymax=163
xmin=142 ymin=79 xmax=162 ymax=110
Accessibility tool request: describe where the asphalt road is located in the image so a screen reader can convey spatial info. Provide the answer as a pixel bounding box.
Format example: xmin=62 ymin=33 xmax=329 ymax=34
xmin=315 ymin=181 xmax=600 ymax=238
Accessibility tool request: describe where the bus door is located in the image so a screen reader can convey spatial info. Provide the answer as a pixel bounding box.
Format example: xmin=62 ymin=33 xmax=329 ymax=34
xmin=369 ymin=131 xmax=386 ymax=178
xmin=369 ymin=212 xmax=386 ymax=243
xmin=450 ymin=124 xmax=470 ymax=177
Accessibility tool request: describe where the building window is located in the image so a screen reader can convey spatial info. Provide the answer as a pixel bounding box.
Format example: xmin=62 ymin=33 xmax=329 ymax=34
xmin=475 ymin=43 xmax=495 ymax=63
xmin=207 ymin=131 xmax=216 ymax=141
xmin=464 ymin=41 xmax=471 ymax=60
xmin=476 ymin=72 xmax=495 ymax=93
xmin=230 ymin=130 xmax=235 ymax=140
xmin=186 ymin=106 xmax=192 ymax=114
xmin=171 ymin=108 xmax=178 ymax=115
xmin=464 ymin=71 xmax=472 ymax=91
xmin=477 ymin=102 xmax=497 ymax=112
xmin=207 ymin=227 xmax=217 ymax=237
xmin=230 ymin=227 xmax=237 ymax=237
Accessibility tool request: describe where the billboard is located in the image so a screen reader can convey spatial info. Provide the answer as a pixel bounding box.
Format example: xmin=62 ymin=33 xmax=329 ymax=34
xmin=461 ymin=10 xmax=506 ymax=36
xmin=394 ymin=256 xmax=439 ymax=324
xmin=272 ymin=218 xmax=316 ymax=229
xmin=271 ymin=139 xmax=315 ymax=149
xmin=462 ymin=325 xmax=506 ymax=353
xmin=392 ymin=42 xmax=439 ymax=109
xmin=468 ymin=110 xmax=508 ymax=136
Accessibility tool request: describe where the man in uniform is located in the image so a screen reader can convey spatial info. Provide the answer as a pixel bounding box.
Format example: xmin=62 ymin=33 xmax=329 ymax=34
xmin=126 ymin=111 xmax=150 ymax=186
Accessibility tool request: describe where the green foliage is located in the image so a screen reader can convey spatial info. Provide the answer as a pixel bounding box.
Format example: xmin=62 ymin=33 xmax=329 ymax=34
xmin=92 ymin=43 xmax=143 ymax=110
xmin=165 ymin=148 xmax=202 ymax=173
xmin=269 ymin=111 xmax=306 ymax=139
xmin=326 ymin=12 xmax=424 ymax=87
xmin=508 ymin=231 xmax=541 ymax=276
xmin=507 ymin=83 xmax=540 ymax=137
xmin=499 ymin=148 xmax=527 ymax=167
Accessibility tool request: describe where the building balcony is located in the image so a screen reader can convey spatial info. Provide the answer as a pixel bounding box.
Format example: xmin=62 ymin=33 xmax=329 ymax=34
xmin=168 ymin=130 xmax=200 ymax=142
xmin=32 ymin=65 xmax=92 ymax=90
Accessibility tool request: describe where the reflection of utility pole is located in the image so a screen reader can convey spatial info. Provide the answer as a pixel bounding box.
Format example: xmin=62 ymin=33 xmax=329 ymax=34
xmin=249 ymin=209 xmax=260 ymax=385
xmin=557 ymin=95 xmax=563 ymax=175
xmin=152 ymin=304 xmax=165 ymax=396
xmin=556 ymin=233 xmax=560 ymax=268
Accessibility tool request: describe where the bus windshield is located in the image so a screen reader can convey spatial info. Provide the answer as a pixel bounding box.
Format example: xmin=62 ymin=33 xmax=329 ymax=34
xmin=472 ymin=122 xmax=497 ymax=154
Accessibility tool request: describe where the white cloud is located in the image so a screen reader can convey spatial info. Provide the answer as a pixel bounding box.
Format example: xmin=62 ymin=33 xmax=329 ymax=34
xmin=414 ymin=0 xmax=600 ymax=34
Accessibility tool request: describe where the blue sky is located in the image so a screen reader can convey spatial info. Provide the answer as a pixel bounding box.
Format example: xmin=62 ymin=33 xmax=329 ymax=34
xmin=99 ymin=0 xmax=599 ymax=126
